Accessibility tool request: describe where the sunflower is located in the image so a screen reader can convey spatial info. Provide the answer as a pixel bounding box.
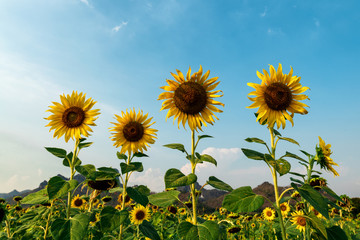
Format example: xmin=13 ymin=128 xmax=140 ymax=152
xmin=158 ymin=65 xmax=224 ymax=131
xmin=110 ymin=108 xmax=157 ymax=155
xmin=316 ymin=136 xmax=339 ymax=176
xmin=45 ymin=91 xmax=100 ymax=142
xmin=71 ymin=195 xmax=86 ymax=209
xmin=130 ymin=205 xmax=150 ymax=225
xmin=280 ymin=202 xmax=291 ymax=217
xmin=262 ymin=207 xmax=275 ymax=221
xmin=290 ymin=210 xmax=307 ymax=233
xmin=247 ymin=64 xmax=309 ymax=129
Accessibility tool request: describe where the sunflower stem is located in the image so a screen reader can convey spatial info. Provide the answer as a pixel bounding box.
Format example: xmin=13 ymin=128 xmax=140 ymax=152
xmin=269 ymin=127 xmax=287 ymax=240
xmin=43 ymin=200 xmax=54 ymax=240
xmin=119 ymin=154 xmax=131 ymax=240
xmin=190 ymin=129 xmax=198 ymax=225
xmin=66 ymin=139 xmax=80 ymax=219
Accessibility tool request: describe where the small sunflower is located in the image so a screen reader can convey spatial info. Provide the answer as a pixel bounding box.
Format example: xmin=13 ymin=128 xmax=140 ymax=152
xmin=71 ymin=195 xmax=86 ymax=209
xmin=117 ymin=193 xmax=132 ymax=207
xmin=45 ymin=91 xmax=100 ymax=142
xmin=290 ymin=210 xmax=307 ymax=233
xmin=227 ymin=226 xmax=241 ymax=234
xmin=309 ymin=206 xmax=325 ymax=219
xmin=110 ymin=108 xmax=157 ymax=155
xmin=130 ymin=205 xmax=150 ymax=225
xmin=247 ymin=64 xmax=309 ymax=129
xmin=316 ymin=136 xmax=339 ymax=176
xmin=262 ymin=207 xmax=275 ymax=221
xmin=158 ymin=65 xmax=224 ymax=131
xmin=280 ymin=202 xmax=291 ymax=217
xmin=167 ymin=205 xmax=177 ymax=215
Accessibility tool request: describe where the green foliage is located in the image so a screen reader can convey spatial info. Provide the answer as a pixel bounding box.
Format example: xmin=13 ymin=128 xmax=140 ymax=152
xmin=47 ymin=176 xmax=72 ymax=200
xmin=222 ymin=186 xmax=264 ymax=213
xmin=50 ymin=214 xmax=89 ymax=240
xmin=163 ymin=143 xmax=187 ymax=153
xmin=21 ymin=189 xmax=49 ymax=204
xmin=241 ymin=148 xmax=265 ymax=161
xmin=177 ymin=221 xmax=219 ymax=240
xmin=207 ymin=176 xmax=233 ymax=192
xmin=139 ymin=220 xmax=161 ymax=240
xmin=148 ymin=190 xmax=180 ymax=207
xmin=164 ymin=168 xmax=197 ymax=188
xmin=100 ymin=206 xmax=128 ymax=232
xmin=45 ymin=147 xmax=67 ymax=158
xmin=120 ymin=162 xmax=144 ymax=174
xmin=126 ymin=187 xmax=149 ymax=207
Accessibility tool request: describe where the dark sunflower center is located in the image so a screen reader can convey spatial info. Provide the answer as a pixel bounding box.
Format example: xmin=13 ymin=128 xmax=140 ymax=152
xmin=298 ymin=217 xmax=306 ymax=226
xmin=135 ymin=210 xmax=145 ymax=220
xmin=264 ymin=82 xmax=292 ymax=111
xmin=266 ymin=211 xmax=273 ymax=217
xmin=123 ymin=122 xmax=144 ymax=142
xmin=74 ymin=198 xmax=83 ymax=207
xmin=280 ymin=205 xmax=287 ymax=211
xmin=62 ymin=106 xmax=85 ymax=128
xmin=174 ymin=82 xmax=207 ymax=115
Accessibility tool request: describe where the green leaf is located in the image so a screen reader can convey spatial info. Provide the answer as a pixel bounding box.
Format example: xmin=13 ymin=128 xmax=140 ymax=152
xmin=126 ymin=187 xmax=149 ymax=207
xmin=75 ymin=164 xmax=96 ymax=178
xmin=290 ymin=177 xmax=304 ymax=185
xmin=68 ymin=180 xmax=78 ymax=192
xmin=273 ymin=129 xmax=282 ymax=136
xmin=275 ymin=159 xmax=291 ymax=176
xmin=291 ymin=183 xmax=329 ymax=219
xmin=116 ymin=152 xmax=127 ymax=160
xmin=241 ymin=148 xmax=265 ymax=160
xmin=47 ymin=176 xmax=70 ymax=200
xmin=63 ymin=152 xmax=81 ymax=168
xmin=222 ymin=186 xmax=264 ymax=213
xmin=289 ymin=172 xmax=306 ymax=178
xmin=139 ymin=220 xmax=161 ymax=240
xmin=277 ymin=136 xmax=300 ymax=146
xmin=164 ymin=168 xmax=197 ymax=188
xmin=163 ymin=143 xmax=186 ymax=153
xmin=133 ymin=152 xmax=149 ymax=158
xmin=45 ymin=147 xmax=67 ymax=158
xmin=148 ymin=190 xmax=180 ymax=207
xmin=326 ymin=226 xmax=348 ymax=240
xmin=108 ymin=187 xmax=123 ymax=193
xmin=78 ymin=142 xmax=93 ymax=150
xmin=207 ymin=176 xmax=233 ymax=192
xmin=100 ymin=206 xmax=128 ymax=232
xmin=300 ymin=150 xmax=312 ymax=157
xmin=245 ymin=137 xmax=267 ymax=145
xmin=282 ymin=152 xmax=308 ymax=163
xmin=307 ymin=211 xmax=327 ymax=239
xmin=198 ymin=135 xmax=213 ymax=140
xmin=50 ymin=214 xmax=89 ymax=240
xmin=321 ymin=186 xmax=343 ymax=202
xmin=21 ymin=189 xmax=49 ymax=204
xmin=199 ymin=154 xmax=217 ymax=166
xmin=135 ymin=185 xmax=151 ymax=196
xmin=264 ymin=154 xmax=276 ymax=167
xmin=120 ymin=162 xmax=143 ymax=174
xmin=177 ymin=221 xmax=219 ymax=240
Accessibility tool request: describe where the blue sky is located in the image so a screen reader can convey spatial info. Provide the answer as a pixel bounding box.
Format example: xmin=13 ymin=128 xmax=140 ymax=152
xmin=0 ymin=0 xmax=359 ymax=197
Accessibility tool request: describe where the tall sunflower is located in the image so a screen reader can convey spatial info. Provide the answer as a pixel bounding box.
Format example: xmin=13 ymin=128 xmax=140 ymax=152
xmin=45 ymin=91 xmax=100 ymax=142
xmin=247 ymin=64 xmax=309 ymax=129
xmin=158 ymin=66 xmax=224 ymax=131
xmin=110 ymin=108 xmax=157 ymax=155
xmin=280 ymin=202 xmax=291 ymax=217
xmin=290 ymin=210 xmax=307 ymax=233
xmin=316 ymin=136 xmax=339 ymax=176
xmin=130 ymin=205 xmax=150 ymax=225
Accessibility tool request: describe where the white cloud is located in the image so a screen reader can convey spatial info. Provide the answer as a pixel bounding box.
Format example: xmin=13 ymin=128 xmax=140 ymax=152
xmin=314 ymin=19 xmax=320 ymax=27
xmin=129 ymin=168 xmax=164 ymax=192
xmin=267 ymin=28 xmax=284 ymax=36
xmin=80 ymin=0 xmax=90 ymax=6
xmin=112 ymin=22 xmax=128 ymax=32
xmin=260 ymin=7 xmax=267 ymax=17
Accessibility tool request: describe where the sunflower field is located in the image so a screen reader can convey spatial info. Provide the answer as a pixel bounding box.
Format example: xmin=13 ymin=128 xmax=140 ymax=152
xmin=1 ymin=64 xmax=360 ymax=240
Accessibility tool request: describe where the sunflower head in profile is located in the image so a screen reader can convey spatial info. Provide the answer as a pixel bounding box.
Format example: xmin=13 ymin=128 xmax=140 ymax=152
xmin=110 ymin=108 xmax=157 ymax=155
xmin=290 ymin=210 xmax=307 ymax=233
xmin=247 ymin=64 xmax=309 ymax=129
xmin=130 ymin=205 xmax=150 ymax=225
xmin=315 ymin=136 xmax=339 ymax=176
xmin=158 ymin=65 xmax=224 ymax=131
xmin=262 ymin=207 xmax=275 ymax=221
xmin=45 ymin=91 xmax=100 ymax=142
xmin=71 ymin=195 xmax=86 ymax=209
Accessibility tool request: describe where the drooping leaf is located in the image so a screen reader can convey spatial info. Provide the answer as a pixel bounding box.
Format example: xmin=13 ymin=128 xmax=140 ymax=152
xmin=199 ymin=154 xmax=217 ymax=166
xmin=75 ymin=164 xmax=96 ymax=179
xmin=326 ymin=226 xmax=348 ymax=240
xmin=177 ymin=220 xmax=219 ymax=240
xmin=245 ymin=137 xmax=267 ymax=145
xmin=198 ymin=135 xmax=213 ymax=140
xmin=45 ymin=147 xmax=67 ymax=158
xmin=116 ymin=152 xmax=128 ymax=160
xmin=100 ymin=206 xmax=128 ymax=232
xmin=207 ymin=176 xmax=233 ymax=192
xmin=133 ymin=152 xmax=149 ymax=158
xmin=78 ymin=142 xmax=93 ymax=150
xmin=307 ymin=211 xmax=327 ymax=239
xmin=222 ymin=186 xmax=264 ymax=213
xmin=277 ymin=136 xmax=300 ymax=146
xmin=241 ymin=148 xmax=265 ymax=161
xmin=21 ymin=189 xmax=49 ymax=204
xmin=275 ymin=159 xmax=291 ymax=176
xmin=135 ymin=185 xmax=151 ymax=196
xmin=148 ymin=190 xmax=180 ymax=207
xmin=50 ymin=214 xmax=89 ymax=240
xmin=282 ymin=152 xmax=308 ymax=163
xmin=139 ymin=220 xmax=161 ymax=240
xmin=321 ymin=186 xmax=343 ymax=203
xmin=126 ymin=187 xmax=148 ymax=207
xmin=120 ymin=162 xmax=143 ymax=174
xmin=163 ymin=143 xmax=186 ymax=153
xmin=47 ymin=176 xmax=70 ymax=200
xmin=164 ymin=168 xmax=197 ymax=188
xmin=291 ymin=183 xmax=329 ymax=219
